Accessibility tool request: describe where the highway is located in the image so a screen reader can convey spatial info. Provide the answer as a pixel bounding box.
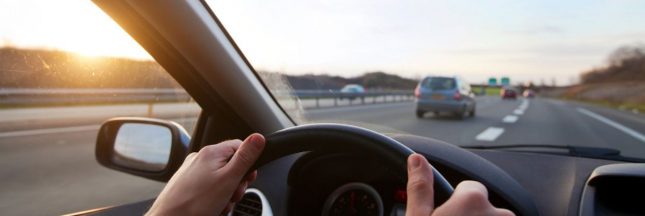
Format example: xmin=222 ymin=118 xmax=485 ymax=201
xmin=1 ymin=96 xmax=644 ymax=215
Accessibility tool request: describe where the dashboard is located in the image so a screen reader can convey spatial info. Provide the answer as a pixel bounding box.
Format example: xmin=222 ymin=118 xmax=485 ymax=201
xmin=239 ymin=134 xmax=645 ymax=216
xmin=288 ymin=152 xmax=406 ymax=216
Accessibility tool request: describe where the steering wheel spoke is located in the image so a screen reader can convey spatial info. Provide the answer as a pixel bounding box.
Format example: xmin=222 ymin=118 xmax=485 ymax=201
xmin=251 ymin=123 xmax=454 ymax=207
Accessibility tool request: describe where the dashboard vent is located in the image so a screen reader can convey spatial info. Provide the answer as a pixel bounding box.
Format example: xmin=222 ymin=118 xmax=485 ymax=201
xmin=232 ymin=192 xmax=263 ymax=216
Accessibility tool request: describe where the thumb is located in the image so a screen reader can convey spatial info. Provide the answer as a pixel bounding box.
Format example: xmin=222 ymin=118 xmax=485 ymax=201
xmin=225 ymin=133 xmax=265 ymax=178
xmin=405 ymin=154 xmax=434 ymax=216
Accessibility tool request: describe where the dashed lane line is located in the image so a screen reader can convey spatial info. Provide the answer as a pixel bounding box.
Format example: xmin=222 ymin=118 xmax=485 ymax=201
xmin=502 ymin=115 xmax=519 ymax=123
xmin=475 ymin=127 xmax=505 ymax=142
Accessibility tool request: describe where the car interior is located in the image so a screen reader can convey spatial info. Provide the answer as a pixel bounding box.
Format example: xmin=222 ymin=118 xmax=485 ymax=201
xmin=49 ymin=1 xmax=645 ymax=216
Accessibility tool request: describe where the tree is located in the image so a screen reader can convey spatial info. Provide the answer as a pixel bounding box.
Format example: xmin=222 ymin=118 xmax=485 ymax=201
xmin=580 ymin=44 xmax=645 ymax=83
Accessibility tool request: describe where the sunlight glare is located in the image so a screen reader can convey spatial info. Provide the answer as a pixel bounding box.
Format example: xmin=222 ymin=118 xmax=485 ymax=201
xmin=0 ymin=0 xmax=151 ymax=60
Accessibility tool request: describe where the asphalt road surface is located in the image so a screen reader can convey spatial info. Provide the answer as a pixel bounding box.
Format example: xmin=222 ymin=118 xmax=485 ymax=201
xmin=1 ymin=96 xmax=644 ymax=215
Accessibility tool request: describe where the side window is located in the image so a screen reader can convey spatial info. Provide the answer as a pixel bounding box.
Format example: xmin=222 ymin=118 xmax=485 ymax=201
xmin=0 ymin=2 xmax=200 ymax=215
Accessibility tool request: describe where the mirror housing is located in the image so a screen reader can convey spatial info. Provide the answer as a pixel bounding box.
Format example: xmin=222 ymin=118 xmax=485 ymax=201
xmin=96 ymin=117 xmax=190 ymax=182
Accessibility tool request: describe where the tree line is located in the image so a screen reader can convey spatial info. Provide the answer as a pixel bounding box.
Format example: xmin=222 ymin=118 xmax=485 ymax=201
xmin=581 ymin=44 xmax=645 ymax=84
xmin=0 ymin=47 xmax=418 ymax=90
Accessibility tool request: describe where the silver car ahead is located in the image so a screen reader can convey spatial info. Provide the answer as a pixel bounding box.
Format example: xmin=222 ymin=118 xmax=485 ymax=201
xmin=414 ymin=76 xmax=476 ymax=119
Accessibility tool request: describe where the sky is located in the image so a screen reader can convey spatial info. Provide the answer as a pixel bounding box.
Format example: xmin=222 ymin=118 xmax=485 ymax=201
xmin=1 ymin=0 xmax=644 ymax=85
xmin=0 ymin=0 xmax=149 ymax=59
xmin=208 ymin=0 xmax=645 ymax=85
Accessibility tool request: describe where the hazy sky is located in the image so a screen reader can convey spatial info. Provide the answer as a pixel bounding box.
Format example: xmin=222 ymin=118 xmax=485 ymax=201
xmin=0 ymin=0 xmax=149 ymax=59
xmin=1 ymin=0 xmax=644 ymax=85
xmin=209 ymin=0 xmax=645 ymax=85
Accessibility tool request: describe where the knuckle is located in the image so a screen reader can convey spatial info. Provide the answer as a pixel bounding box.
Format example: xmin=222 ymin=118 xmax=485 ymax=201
xmin=460 ymin=187 xmax=488 ymax=205
xmin=236 ymin=151 xmax=255 ymax=165
xmin=186 ymin=152 xmax=197 ymax=158
xmin=198 ymin=145 xmax=218 ymax=157
xmin=408 ymin=177 xmax=430 ymax=191
xmin=223 ymin=139 xmax=243 ymax=145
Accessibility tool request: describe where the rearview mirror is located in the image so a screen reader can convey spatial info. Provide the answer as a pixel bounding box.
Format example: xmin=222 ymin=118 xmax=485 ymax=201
xmin=96 ymin=117 xmax=190 ymax=181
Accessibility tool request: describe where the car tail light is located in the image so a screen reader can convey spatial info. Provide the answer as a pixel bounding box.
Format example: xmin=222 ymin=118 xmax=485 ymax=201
xmin=453 ymin=92 xmax=462 ymax=101
xmin=414 ymin=85 xmax=420 ymax=98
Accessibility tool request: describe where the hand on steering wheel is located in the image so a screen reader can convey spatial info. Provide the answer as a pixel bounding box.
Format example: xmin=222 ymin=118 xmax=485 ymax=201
xmin=146 ymin=124 xmax=513 ymax=216
xmin=146 ymin=134 xmax=266 ymax=215
xmin=406 ymin=154 xmax=515 ymax=216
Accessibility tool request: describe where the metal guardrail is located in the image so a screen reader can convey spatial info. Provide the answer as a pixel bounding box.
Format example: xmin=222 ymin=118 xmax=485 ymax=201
xmin=0 ymin=88 xmax=192 ymax=105
xmin=0 ymin=88 xmax=414 ymax=107
xmin=286 ymin=90 xmax=414 ymax=108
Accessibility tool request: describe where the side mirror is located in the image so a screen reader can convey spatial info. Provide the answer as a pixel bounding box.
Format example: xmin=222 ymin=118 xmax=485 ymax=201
xmin=96 ymin=117 xmax=190 ymax=182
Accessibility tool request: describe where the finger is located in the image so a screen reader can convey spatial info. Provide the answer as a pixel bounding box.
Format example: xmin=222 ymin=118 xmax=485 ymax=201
xmin=230 ymin=181 xmax=248 ymax=203
xmin=495 ymin=208 xmax=516 ymax=216
xmin=201 ymin=139 xmax=242 ymax=160
xmin=452 ymin=180 xmax=489 ymax=206
xmin=225 ymin=133 xmax=266 ymax=178
xmin=433 ymin=181 xmax=491 ymax=215
xmin=450 ymin=180 xmax=490 ymax=210
xmin=196 ymin=140 xmax=243 ymax=169
xmin=405 ymin=153 xmax=434 ymax=216
xmin=221 ymin=202 xmax=234 ymax=216
xmin=245 ymin=170 xmax=258 ymax=182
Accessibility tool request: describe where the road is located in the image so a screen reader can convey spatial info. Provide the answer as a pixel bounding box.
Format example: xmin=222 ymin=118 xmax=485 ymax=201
xmin=1 ymin=96 xmax=644 ymax=215
xmin=306 ymin=96 xmax=645 ymax=157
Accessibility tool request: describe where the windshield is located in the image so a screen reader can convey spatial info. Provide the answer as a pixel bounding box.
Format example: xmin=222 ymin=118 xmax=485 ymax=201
xmin=207 ymin=1 xmax=645 ymax=160
xmin=422 ymin=77 xmax=456 ymax=90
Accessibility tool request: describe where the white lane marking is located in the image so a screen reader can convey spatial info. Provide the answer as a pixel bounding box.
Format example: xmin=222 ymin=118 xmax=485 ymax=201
xmin=510 ymin=99 xmax=529 ymax=117
xmin=0 ymin=125 xmax=100 ymax=138
xmin=514 ymin=109 xmax=524 ymax=115
xmin=475 ymin=127 xmax=505 ymax=141
xmin=502 ymin=115 xmax=519 ymax=123
xmin=577 ymin=108 xmax=645 ymax=143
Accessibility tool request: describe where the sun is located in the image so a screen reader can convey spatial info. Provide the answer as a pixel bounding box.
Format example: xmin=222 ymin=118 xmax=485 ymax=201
xmin=0 ymin=0 xmax=152 ymax=60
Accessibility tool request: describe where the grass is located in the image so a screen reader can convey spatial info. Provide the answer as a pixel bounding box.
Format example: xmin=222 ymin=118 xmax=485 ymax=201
xmin=559 ymin=97 xmax=644 ymax=114
xmin=472 ymin=86 xmax=501 ymax=96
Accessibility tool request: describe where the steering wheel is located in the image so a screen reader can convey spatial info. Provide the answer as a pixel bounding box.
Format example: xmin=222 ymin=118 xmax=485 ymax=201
xmin=251 ymin=123 xmax=454 ymax=205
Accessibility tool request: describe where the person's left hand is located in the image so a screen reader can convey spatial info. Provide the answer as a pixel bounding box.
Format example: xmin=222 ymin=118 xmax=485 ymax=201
xmin=146 ymin=133 xmax=266 ymax=216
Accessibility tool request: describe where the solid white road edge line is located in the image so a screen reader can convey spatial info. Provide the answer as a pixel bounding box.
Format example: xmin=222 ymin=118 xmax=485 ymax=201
xmin=577 ymin=108 xmax=645 ymax=143
xmin=0 ymin=117 xmax=199 ymax=138
xmin=475 ymin=127 xmax=505 ymax=141
xmin=0 ymin=125 xmax=100 ymax=138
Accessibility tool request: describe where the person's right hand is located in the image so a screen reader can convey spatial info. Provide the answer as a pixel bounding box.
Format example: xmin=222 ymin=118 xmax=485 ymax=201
xmin=405 ymin=154 xmax=515 ymax=216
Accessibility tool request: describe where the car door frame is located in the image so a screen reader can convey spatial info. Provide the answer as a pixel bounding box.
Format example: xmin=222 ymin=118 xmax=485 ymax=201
xmin=93 ymin=0 xmax=295 ymax=152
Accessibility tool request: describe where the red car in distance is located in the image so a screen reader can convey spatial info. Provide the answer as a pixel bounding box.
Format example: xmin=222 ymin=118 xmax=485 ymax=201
xmin=501 ymin=87 xmax=518 ymax=100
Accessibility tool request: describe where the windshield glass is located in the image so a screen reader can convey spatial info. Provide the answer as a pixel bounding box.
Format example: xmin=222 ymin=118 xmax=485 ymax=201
xmin=207 ymin=0 xmax=645 ymax=160
xmin=423 ymin=77 xmax=456 ymax=90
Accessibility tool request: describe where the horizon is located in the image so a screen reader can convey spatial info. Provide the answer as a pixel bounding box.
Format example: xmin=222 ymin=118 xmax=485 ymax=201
xmin=2 ymin=0 xmax=645 ymax=86
xmin=0 ymin=45 xmax=622 ymax=87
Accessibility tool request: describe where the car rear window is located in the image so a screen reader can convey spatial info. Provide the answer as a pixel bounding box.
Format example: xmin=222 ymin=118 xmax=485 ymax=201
xmin=422 ymin=77 xmax=456 ymax=90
